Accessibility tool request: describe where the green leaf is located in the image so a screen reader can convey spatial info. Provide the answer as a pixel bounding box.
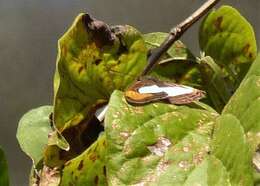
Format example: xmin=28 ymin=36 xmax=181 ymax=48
xmin=54 ymin=13 xmax=147 ymax=132
xmin=0 ymin=147 xmax=9 ymax=186
xmin=199 ymin=5 xmax=257 ymax=66
xmin=17 ymin=106 xmax=53 ymax=165
xmin=60 ymin=134 xmax=107 ymax=186
xmin=47 ymin=131 xmax=69 ymax=151
xmin=242 ymin=54 xmax=260 ymax=81
xmin=105 ymin=91 xmax=217 ymax=185
xmin=199 ymin=56 xmax=233 ymax=112
xmin=143 ymin=32 xmax=202 ymax=88
xmin=223 ymin=55 xmax=260 ymax=151
xmin=212 ymin=114 xmax=253 ymax=185
xmin=144 ymin=32 xmax=195 ymax=61
xmin=199 ymin=6 xmax=257 ymax=111
xmin=183 ymin=156 xmax=231 ymax=186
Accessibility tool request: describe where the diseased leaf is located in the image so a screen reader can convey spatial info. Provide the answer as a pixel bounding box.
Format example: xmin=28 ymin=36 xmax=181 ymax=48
xmin=44 ymin=114 xmax=105 ymax=168
xmin=199 ymin=5 xmax=257 ymax=112
xmin=105 ymin=91 xmax=217 ymax=185
xmin=212 ymin=114 xmax=253 ymax=185
xmin=60 ymin=134 xmax=107 ymax=186
xmin=45 ymin=13 xmax=147 ymax=168
xmin=54 ymin=13 xmax=147 ymax=133
xmin=199 ymin=5 xmax=257 ymax=65
xmin=16 ymin=106 xmax=53 ymax=165
xmin=44 ymin=114 xmax=104 ymax=168
xmin=0 ymin=147 xmax=9 ymax=186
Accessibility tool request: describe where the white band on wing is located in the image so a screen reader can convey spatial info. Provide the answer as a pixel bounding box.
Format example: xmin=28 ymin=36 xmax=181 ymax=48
xmin=138 ymin=85 xmax=194 ymax=97
xmin=95 ymin=105 xmax=109 ymax=122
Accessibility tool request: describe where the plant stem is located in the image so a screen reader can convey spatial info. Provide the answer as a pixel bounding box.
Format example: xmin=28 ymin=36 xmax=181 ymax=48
xmin=140 ymin=0 xmax=221 ymax=76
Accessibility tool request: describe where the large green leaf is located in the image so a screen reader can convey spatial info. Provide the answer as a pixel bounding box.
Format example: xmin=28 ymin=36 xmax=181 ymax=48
xmin=223 ymin=55 xmax=260 ymax=152
xmin=199 ymin=5 xmax=257 ymax=112
xmin=212 ymin=114 xmax=253 ymax=185
xmin=17 ymin=106 xmax=53 ymax=165
xmin=105 ymin=91 xmax=218 ymax=185
xmin=54 ymin=13 xmax=147 ymax=133
xmin=60 ymin=134 xmax=107 ymax=186
xmin=0 ymin=147 xmax=9 ymax=186
xmin=199 ymin=5 xmax=257 ymax=66
xmin=143 ymin=32 xmax=202 ymax=88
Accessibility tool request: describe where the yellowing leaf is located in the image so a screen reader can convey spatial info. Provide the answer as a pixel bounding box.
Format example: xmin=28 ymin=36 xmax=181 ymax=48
xmin=54 ymin=13 xmax=147 ymax=132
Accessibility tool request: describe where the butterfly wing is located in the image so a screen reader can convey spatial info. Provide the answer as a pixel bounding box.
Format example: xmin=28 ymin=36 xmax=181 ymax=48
xmin=125 ymin=78 xmax=205 ymax=105
xmin=168 ymin=89 xmax=205 ymax=104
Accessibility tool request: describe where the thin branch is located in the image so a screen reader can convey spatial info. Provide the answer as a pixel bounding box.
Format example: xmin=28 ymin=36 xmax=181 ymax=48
xmin=140 ymin=0 xmax=221 ymax=76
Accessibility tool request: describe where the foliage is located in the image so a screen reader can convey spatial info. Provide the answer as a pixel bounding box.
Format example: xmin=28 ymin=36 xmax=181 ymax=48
xmin=0 ymin=147 xmax=9 ymax=186
xmin=199 ymin=5 xmax=257 ymax=112
xmin=17 ymin=5 xmax=260 ymax=186
xmin=17 ymin=106 xmax=53 ymax=165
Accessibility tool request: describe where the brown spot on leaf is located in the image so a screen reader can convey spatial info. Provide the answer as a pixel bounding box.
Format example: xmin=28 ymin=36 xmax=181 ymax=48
xmin=95 ymin=175 xmax=99 ymax=185
xmin=49 ymin=112 xmax=54 ymax=126
xmin=103 ymin=166 xmax=107 ymax=176
xmin=89 ymin=153 xmax=97 ymax=162
xmin=214 ymin=16 xmax=223 ymax=31
xmin=77 ymin=160 xmax=84 ymax=170
xmin=243 ymin=43 xmax=250 ymax=54
xmin=62 ymin=45 xmax=67 ymax=55
xmin=78 ymin=66 xmax=84 ymax=74
xmin=94 ymin=59 xmax=102 ymax=65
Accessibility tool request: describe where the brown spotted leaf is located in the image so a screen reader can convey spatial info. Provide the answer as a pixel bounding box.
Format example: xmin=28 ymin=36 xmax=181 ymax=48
xmin=198 ymin=6 xmax=257 ymax=112
xmin=45 ymin=13 xmax=147 ymax=167
xmin=54 ymin=13 xmax=147 ymax=132
xmin=59 ymin=134 xmax=107 ymax=186
xmin=105 ymin=91 xmax=218 ymax=185
xmin=199 ymin=5 xmax=257 ymax=66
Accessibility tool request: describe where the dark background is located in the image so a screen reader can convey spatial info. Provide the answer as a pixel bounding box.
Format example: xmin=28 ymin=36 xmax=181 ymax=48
xmin=0 ymin=0 xmax=258 ymax=185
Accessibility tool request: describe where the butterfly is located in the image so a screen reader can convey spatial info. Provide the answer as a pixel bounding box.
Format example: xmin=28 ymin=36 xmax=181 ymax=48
xmin=124 ymin=77 xmax=205 ymax=105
